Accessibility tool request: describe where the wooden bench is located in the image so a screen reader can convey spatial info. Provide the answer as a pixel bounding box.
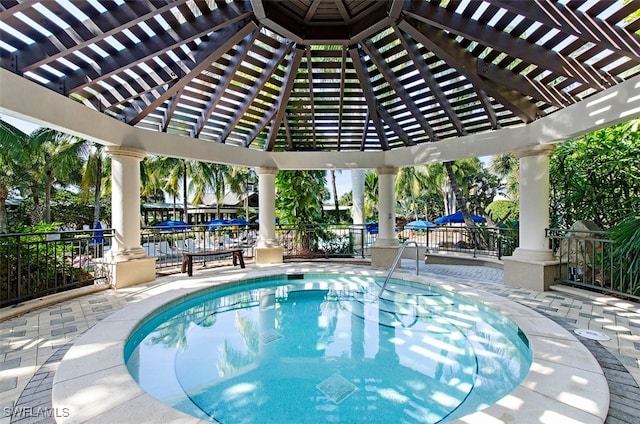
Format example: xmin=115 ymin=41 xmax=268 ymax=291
xmin=181 ymin=248 xmax=245 ymax=276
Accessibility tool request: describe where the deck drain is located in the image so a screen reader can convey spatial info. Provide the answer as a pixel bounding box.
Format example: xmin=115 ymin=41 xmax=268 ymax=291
xmin=316 ymin=374 xmax=357 ymax=404
xmin=574 ymin=329 xmax=611 ymax=341
xmin=259 ymin=329 xmax=283 ymax=344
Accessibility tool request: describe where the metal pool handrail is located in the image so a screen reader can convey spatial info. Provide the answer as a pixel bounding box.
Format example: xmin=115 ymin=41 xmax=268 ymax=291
xmin=378 ymin=241 xmax=420 ymax=298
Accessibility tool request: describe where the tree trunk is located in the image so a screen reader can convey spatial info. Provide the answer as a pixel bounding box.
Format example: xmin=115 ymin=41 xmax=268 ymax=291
xmin=172 ymin=194 xmax=177 ymax=219
xmin=444 ymin=161 xmax=484 ymax=248
xmin=330 ymin=169 xmax=339 ymax=222
xmin=0 ymin=183 xmax=8 ymax=232
xmin=44 ymin=171 xmax=54 ymax=223
xmin=182 ymin=162 xmax=188 ymax=223
xmin=93 ymin=154 xmax=102 ymax=227
xmin=31 ymin=189 xmax=44 ymax=224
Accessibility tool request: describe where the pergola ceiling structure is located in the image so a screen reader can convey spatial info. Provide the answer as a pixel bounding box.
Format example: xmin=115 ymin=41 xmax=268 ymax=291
xmin=1 ymin=0 xmax=639 ymax=154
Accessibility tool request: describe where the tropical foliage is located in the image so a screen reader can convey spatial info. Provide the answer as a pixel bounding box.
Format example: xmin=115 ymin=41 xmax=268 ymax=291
xmin=275 ymin=170 xmax=326 ymax=227
xmin=550 ymin=120 xmax=640 ymax=229
xmin=486 ymin=200 xmax=519 ymax=223
xmin=275 ymin=170 xmax=328 ymax=252
xmin=0 ymin=121 xmax=98 ymax=231
xmin=609 ymin=214 xmax=640 ymax=296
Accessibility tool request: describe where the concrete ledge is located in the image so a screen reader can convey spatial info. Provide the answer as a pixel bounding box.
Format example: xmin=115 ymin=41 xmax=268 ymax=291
xmin=425 ymin=252 xmax=503 ymax=269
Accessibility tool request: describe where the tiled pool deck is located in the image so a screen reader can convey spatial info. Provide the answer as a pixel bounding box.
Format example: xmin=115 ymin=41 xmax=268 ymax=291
xmin=1 ymin=260 xmax=639 ymax=423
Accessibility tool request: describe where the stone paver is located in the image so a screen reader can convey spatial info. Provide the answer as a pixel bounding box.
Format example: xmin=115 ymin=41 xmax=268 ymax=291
xmin=1 ymin=260 xmax=639 ymax=424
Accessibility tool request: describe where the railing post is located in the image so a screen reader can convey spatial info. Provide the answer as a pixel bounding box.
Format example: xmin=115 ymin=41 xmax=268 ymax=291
xmin=472 ymin=228 xmax=477 ymax=258
xmin=16 ymin=235 xmax=22 ymax=301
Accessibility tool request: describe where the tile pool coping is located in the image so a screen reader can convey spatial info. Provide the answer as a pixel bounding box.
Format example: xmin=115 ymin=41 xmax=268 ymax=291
xmin=51 ymin=264 xmax=609 ymax=424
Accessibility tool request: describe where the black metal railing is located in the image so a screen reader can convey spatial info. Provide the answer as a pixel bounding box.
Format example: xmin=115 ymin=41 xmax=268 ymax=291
xmin=1 ymin=223 xmax=518 ymax=307
xmin=0 ymin=229 xmax=113 ymax=307
xmin=139 ymin=224 xmax=258 ymax=270
xmin=547 ymin=228 xmax=639 ymax=301
xmin=275 ymin=224 xmax=375 ymax=259
xmin=408 ymin=226 xmax=518 ymax=259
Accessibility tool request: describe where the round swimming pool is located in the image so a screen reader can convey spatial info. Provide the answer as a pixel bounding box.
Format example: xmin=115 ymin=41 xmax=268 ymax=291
xmin=125 ymin=273 xmax=532 ymax=423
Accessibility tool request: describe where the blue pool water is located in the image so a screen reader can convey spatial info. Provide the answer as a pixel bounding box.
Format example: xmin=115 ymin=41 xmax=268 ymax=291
xmin=125 ymin=274 xmax=532 ymax=423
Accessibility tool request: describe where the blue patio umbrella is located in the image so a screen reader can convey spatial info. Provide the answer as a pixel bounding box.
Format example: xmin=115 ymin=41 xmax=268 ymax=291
xmin=366 ymin=222 xmax=379 ymax=234
xmin=366 ymin=222 xmax=399 ymax=234
xmin=404 ymin=220 xmax=436 ymax=230
xmin=255 ymin=218 xmax=279 ymax=224
xmin=205 ymin=219 xmax=227 ymax=231
xmin=227 ymin=218 xmax=249 ymax=225
xmin=156 ymin=220 xmax=192 ymax=230
xmin=90 ymin=221 xmax=104 ymax=244
xmin=434 ymin=211 xmax=486 ymax=225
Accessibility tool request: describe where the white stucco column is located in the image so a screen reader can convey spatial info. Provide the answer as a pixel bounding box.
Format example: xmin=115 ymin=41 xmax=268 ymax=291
xmin=103 ymin=146 xmax=155 ymax=288
xmin=255 ymin=167 xmax=283 ymax=264
xmin=107 ymin=146 xmax=146 ymax=258
xmin=351 ymin=169 xmax=366 ymax=257
xmin=351 ymin=169 xmax=365 ymax=226
xmin=376 ymin=167 xmax=399 ymax=247
xmin=371 ymin=167 xmax=399 ymax=268
xmin=513 ymin=145 xmax=556 ymax=260
xmin=503 ymin=144 xmax=558 ymax=291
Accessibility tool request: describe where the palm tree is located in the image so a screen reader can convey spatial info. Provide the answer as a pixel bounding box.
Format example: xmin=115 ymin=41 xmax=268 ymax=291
xmin=329 ymin=169 xmax=340 ymax=222
xmin=206 ymin=163 xmax=233 ymax=219
xmin=395 ymin=166 xmax=429 ymax=221
xmin=80 ymin=143 xmax=109 ymax=227
xmin=490 ymin=153 xmax=519 ymax=201
xmin=225 ymin=167 xmax=256 ymax=221
xmin=0 ymin=121 xmax=29 ymax=232
xmin=144 ymin=156 xmax=187 ymax=220
xmin=14 ymin=127 xmax=85 ymax=224
xmin=443 ymin=160 xmax=486 ymax=248
xmin=363 ymin=171 xmax=378 ymax=221
xmin=140 ymin=156 xmax=168 ymax=205
xmin=443 ymin=161 xmax=474 ymax=225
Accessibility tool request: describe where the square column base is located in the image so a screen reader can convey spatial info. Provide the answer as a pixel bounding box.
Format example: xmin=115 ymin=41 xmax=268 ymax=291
xmin=371 ymin=246 xmax=401 ymax=268
xmin=503 ymin=255 xmax=559 ymax=292
xmin=100 ymin=257 xmax=156 ymax=289
xmin=255 ymin=246 xmax=283 ymax=264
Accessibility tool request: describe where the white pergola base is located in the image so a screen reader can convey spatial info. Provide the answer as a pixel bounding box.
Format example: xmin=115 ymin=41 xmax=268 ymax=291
xmin=503 ymin=250 xmax=560 ymax=292
xmin=100 ymin=257 xmax=157 ymax=289
xmin=255 ymin=246 xmax=284 ymax=265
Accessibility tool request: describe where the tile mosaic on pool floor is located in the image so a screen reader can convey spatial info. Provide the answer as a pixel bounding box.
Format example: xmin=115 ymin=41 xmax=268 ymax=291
xmin=316 ymin=373 xmax=358 ymax=404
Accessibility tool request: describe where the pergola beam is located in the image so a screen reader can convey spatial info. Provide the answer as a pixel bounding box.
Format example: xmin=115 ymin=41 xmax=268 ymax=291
xmin=361 ymin=38 xmax=435 ymax=141
xmin=394 ymin=25 xmax=464 ymax=136
xmin=19 ymin=1 xmax=192 ymax=74
xmin=219 ymin=41 xmax=294 ymax=143
xmin=60 ymin=11 xmax=254 ymax=94
xmin=348 ymin=45 xmax=389 ymax=150
xmin=490 ymin=0 xmax=640 ymax=60
xmin=404 ymin=1 xmax=610 ymax=89
xmin=191 ymin=29 xmax=259 ymax=138
xmin=399 ymin=18 xmax=540 ymax=124
xmin=125 ymin=20 xmax=257 ymax=126
xmin=264 ymin=47 xmax=305 ymax=151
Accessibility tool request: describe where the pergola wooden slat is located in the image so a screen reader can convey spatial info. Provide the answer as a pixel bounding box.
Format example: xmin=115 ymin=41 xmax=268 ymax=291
xmin=0 ymin=0 xmax=638 ymax=152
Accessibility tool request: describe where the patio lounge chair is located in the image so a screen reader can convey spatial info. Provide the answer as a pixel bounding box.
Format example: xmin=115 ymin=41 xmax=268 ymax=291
xmin=158 ymin=241 xmax=178 ymax=257
xmin=178 ymin=238 xmax=201 ymax=253
xmin=143 ymin=242 xmax=163 ymax=259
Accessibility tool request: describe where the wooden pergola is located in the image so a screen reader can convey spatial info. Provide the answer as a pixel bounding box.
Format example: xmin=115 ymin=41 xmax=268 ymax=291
xmin=1 ymin=0 xmax=638 ymax=154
